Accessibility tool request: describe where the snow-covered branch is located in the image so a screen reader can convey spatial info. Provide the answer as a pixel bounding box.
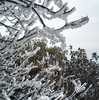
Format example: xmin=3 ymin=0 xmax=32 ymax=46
xmin=0 ymin=0 xmax=91 ymax=100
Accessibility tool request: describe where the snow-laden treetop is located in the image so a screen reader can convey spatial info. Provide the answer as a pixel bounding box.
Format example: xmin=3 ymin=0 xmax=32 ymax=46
xmin=0 ymin=0 xmax=89 ymax=67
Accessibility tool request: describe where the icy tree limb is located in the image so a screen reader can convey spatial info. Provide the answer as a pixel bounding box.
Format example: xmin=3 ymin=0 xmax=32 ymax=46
xmin=77 ymin=84 xmax=92 ymax=99
xmin=44 ymin=16 xmax=89 ymax=34
xmin=2 ymin=90 xmax=11 ymax=100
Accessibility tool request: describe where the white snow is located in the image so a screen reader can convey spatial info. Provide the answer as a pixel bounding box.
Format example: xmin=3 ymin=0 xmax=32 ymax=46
xmin=38 ymin=96 xmax=50 ymax=100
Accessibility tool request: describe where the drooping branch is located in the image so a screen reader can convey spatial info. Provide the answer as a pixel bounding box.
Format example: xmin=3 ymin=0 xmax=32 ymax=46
xmin=44 ymin=16 xmax=89 ymax=34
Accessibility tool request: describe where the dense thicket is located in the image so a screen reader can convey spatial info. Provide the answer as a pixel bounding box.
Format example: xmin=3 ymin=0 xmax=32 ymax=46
xmin=1 ymin=0 xmax=97 ymax=100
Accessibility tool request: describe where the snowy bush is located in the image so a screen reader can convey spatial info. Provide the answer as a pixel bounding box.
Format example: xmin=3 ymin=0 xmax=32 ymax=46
xmin=0 ymin=0 xmax=96 ymax=100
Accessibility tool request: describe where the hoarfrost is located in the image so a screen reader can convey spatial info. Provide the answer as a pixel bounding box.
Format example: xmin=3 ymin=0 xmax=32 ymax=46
xmin=0 ymin=0 xmax=90 ymax=100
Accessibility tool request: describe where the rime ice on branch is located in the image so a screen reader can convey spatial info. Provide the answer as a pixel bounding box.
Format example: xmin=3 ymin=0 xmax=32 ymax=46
xmin=0 ymin=0 xmax=89 ymax=67
xmin=0 ymin=0 xmax=90 ymax=100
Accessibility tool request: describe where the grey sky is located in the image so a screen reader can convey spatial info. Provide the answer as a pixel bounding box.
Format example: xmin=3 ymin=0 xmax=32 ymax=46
xmin=62 ymin=0 xmax=99 ymax=58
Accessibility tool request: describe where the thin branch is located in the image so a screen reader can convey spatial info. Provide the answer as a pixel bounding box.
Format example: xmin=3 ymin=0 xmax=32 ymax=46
xmin=34 ymin=3 xmax=74 ymax=18
xmin=0 ymin=30 xmax=19 ymax=51
xmin=32 ymin=7 xmax=46 ymax=27
xmin=6 ymin=6 xmax=25 ymax=29
xmin=0 ymin=22 xmax=18 ymax=31
xmin=5 ymin=15 xmax=16 ymax=24
xmin=0 ymin=38 xmax=12 ymax=43
xmin=44 ymin=16 xmax=89 ymax=34
xmin=5 ymin=0 xmax=28 ymax=7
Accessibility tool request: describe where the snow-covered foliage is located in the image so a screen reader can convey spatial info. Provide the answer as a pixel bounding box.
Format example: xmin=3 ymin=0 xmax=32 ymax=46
xmin=0 ymin=55 xmax=91 ymax=100
xmin=1 ymin=40 xmax=98 ymax=100
xmin=0 ymin=0 xmax=91 ymax=100
xmin=0 ymin=0 xmax=89 ymax=69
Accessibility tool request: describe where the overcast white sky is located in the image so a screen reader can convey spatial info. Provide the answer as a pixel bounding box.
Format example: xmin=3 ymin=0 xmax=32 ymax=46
xmin=61 ymin=0 xmax=99 ymax=58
